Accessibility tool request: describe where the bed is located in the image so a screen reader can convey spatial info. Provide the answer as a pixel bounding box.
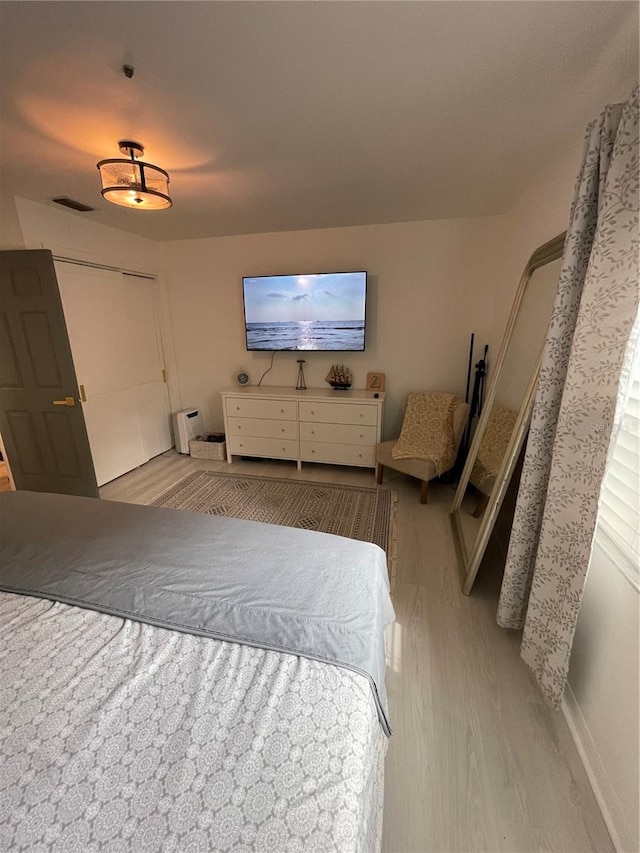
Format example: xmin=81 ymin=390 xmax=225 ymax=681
xmin=0 ymin=491 xmax=394 ymax=853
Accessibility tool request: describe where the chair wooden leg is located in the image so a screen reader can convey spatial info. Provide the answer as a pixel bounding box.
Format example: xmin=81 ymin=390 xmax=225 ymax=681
xmin=420 ymin=480 xmax=429 ymax=504
xmin=376 ymin=464 xmax=384 ymax=485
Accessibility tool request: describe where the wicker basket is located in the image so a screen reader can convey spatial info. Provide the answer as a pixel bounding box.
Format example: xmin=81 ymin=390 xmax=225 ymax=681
xmin=189 ymin=437 xmax=226 ymax=461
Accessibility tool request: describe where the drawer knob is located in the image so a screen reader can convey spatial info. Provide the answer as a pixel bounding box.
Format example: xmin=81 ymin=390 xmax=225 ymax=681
xmin=239 ymin=443 xmax=243 ymax=448
xmin=280 ymin=409 xmax=284 ymax=413
xmin=236 ymin=406 xmax=240 ymax=411
xmin=282 ymin=447 xmax=286 ymax=451
xmin=359 ymin=413 xmax=363 ymax=418
xmin=281 ymin=428 xmax=285 ymax=433
xmin=238 ymin=426 xmax=242 ymax=430
xmin=359 ymin=434 xmax=363 ymax=438
xmin=358 ymin=453 xmax=362 ymax=458
xmin=310 ymin=410 xmax=315 ymax=415
xmin=311 ymin=450 xmax=315 ymax=453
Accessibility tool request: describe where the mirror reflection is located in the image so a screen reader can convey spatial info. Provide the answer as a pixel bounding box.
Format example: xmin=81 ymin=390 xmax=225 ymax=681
xmin=451 ymin=239 xmax=564 ymax=593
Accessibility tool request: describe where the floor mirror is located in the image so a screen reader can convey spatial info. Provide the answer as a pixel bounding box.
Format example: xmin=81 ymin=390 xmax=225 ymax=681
xmin=450 ymin=232 xmax=566 ymax=595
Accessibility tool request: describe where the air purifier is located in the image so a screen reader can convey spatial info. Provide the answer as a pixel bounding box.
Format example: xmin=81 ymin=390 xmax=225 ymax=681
xmin=173 ymin=408 xmax=203 ymax=454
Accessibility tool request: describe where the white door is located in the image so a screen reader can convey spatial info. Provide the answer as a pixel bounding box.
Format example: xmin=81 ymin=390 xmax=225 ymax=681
xmin=56 ymin=264 xmax=172 ymax=486
xmin=125 ymin=273 xmax=172 ymax=459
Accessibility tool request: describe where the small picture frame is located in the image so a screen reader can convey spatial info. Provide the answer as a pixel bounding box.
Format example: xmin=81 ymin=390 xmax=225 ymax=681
xmin=366 ymin=372 xmax=386 ymax=392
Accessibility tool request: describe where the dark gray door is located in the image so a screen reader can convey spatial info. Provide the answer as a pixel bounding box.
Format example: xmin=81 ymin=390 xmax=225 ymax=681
xmin=0 ymin=249 xmax=98 ymax=496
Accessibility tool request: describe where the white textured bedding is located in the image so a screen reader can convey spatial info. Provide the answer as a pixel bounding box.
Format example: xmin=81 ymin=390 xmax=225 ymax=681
xmin=0 ymin=592 xmax=386 ymax=852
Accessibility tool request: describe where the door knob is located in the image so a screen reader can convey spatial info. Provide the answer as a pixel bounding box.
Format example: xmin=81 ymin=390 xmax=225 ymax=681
xmin=52 ymin=397 xmax=75 ymax=407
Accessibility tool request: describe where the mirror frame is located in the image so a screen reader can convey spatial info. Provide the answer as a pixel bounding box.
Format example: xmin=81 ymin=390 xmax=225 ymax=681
xmin=450 ymin=231 xmax=566 ymax=595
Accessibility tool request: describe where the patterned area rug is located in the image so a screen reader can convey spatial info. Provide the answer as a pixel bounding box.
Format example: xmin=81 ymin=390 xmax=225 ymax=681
xmin=150 ymin=470 xmax=397 ymax=577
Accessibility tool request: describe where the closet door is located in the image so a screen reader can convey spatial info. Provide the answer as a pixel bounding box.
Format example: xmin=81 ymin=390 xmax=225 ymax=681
xmin=56 ymin=264 xmax=171 ymax=486
xmin=124 ymin=274 xmax=172 ymax=460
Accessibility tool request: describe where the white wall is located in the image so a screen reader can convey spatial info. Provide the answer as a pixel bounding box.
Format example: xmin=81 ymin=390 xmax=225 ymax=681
xmin=15 ymin=196 xmax=162 ymax=275
xmin=486 ymin=143 xmax=582 ymax=361
xmin=162 ymin=216 xmax=504 ymax=437
xmin=0 ymin=191 xmax=25 ymax=250
xmin=13 ymin=197 xmax=183 ymax=417
xmin=566 ymin=541 xmax=639 ymax=853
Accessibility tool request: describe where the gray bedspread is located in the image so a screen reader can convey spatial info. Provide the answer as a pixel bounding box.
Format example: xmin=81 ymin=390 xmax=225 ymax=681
xmin=0 ymin=491 xmax=394 ymax=735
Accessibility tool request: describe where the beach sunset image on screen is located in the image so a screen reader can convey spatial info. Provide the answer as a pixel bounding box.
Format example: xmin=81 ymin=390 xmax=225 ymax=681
xmin=243 ymin=271 xmax=367 ymax=351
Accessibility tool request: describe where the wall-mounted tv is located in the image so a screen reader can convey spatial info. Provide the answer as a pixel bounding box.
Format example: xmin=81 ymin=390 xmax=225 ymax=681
xmin=243 ymin=271 xmax=367 ymax=351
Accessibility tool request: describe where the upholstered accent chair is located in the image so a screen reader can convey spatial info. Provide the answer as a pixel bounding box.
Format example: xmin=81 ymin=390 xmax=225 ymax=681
xmin=376 ymin=395 xmax=470 ymax=503
xmin=469 ymin=401 xmax=518 ymax=516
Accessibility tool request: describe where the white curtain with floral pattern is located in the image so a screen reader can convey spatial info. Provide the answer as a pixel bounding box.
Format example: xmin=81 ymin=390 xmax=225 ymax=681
xmin=497 ymin=85 xmax=639 ymax=709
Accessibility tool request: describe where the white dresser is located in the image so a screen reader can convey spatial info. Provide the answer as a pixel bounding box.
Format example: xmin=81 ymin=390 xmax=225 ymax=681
xmin=221 ymin=386 xmax=385 ymax=471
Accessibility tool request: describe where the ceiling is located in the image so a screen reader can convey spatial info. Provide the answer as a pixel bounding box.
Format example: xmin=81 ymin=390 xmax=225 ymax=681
xmin=0 ymin=1 xmax=637 ymax=242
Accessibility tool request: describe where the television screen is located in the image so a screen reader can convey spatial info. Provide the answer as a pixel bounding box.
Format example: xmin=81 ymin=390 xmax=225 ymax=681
xmin=243 ymin=271 xmax=367 ymax=351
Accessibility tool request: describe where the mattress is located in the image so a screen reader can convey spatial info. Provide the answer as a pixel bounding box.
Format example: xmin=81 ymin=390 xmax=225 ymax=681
xmin=0 ymin=491 xmax=393 ymax=736
xmin=0 ymin=492 xmax=393 ymax=852
xmin=0 ymin=592 xmax=387 ymax=852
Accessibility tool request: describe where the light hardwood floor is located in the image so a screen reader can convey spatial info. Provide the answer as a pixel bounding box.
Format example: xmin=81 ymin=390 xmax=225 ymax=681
xmin=101 ymin=451 xmax=614 ymax=853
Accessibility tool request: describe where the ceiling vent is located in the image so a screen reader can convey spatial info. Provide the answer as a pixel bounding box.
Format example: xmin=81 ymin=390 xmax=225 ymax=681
xmin=52 ymin=197 xmax=95 ymax=212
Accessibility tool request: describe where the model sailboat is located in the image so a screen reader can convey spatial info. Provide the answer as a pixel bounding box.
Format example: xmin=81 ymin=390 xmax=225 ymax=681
xmin=325 ymin=365 xmax=352 ymax=389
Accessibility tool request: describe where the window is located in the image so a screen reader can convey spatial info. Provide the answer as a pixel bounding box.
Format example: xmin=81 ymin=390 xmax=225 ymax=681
xmin=597 ymin=332 xmax=640 ymax=589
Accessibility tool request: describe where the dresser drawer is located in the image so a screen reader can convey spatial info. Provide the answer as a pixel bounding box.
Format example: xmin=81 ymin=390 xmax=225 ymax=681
xmin=221 ymin=387 xmax=383 ymax=471
xmin=225 ymin=398 xmax=297 ymax=421
xmin=227 ymin=417 xmax=298 ymax=440
xmin=300 ymin=440 xmax=376 ymax=467
xmin=299 ymin=421 xmax=376 ymax=446
xmin=299 ymin=401 xmax=378 ymax=426
xmin=229 ymin=435 xmax=298 ymax=459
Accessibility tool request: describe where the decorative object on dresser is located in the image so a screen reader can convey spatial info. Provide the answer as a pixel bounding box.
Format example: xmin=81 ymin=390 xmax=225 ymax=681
xmin=325 ymin=364 xmax=352 ymax=389
xmin=295 ymin=359 xmax=307 ymax=390
xmin=221 ymin=386 xmax=384 ymax=471
xmin=376 ymin=392 xmax=470 ymax=503
xmin=235 ymin=370 xmax=250 ymax=386
xmin=366 ymin=372 xmax=386 ymax=392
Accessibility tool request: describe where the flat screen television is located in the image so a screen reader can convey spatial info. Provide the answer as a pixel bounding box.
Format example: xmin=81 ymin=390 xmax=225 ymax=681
xmin=242 ymin=271 xmax=367 ymax=351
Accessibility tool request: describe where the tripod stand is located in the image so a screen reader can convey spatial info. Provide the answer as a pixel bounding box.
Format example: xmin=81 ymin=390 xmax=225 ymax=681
xmin=462 ymin=344 xmax=488 ymax=454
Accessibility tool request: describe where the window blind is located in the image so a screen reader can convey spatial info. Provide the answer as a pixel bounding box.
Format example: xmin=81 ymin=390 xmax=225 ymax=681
xmin=597 ymin=344 xmax=640 ymax=585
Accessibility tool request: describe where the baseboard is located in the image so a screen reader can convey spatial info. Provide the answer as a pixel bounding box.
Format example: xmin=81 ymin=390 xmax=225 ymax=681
xmin=562 ymin=684 xmax=635 ymax=852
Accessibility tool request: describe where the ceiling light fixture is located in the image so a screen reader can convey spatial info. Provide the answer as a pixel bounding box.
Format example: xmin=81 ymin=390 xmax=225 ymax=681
xmin=97 ymin=141 xmax=172 ymax=210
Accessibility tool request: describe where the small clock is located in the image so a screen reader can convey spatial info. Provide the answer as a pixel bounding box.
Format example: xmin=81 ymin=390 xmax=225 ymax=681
xmin=235 ymin=371 xmax=250 ymax=386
